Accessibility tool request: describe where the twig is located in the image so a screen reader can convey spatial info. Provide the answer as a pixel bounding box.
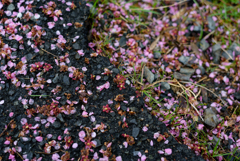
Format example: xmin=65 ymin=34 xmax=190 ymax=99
xmin=212 ymin=38 xmax=233 ymax=60
xmin=0 ymin=120 xmax=14 ymax=137
xmin=166 ymin=46 xmax=174 ymax=55
xmin=143 ymin=78 xmax=167 ymax=90
xmin=177 ymin=92 xmax=204 ymax=121
xmin=15 ymin=151 xmax=23 ymax=160
xmin=41 ymin=49 xmax=59 ymax=59
xmin=35 ymin=149 xmax=63 ymax=155
xmin=203 ymin=30 xmax=215 ymax=40
xmin=179 ymin=81 xmax=228 ymax=106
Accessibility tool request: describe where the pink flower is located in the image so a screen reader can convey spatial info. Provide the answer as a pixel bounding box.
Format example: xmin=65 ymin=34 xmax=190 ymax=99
xmin=141 ymin=155 xmax=147 ymax=161
xmin=47 ymin=134 xmax=52 ymax=139
xmin=82 ymin=67 xmax=87 ymax=71
xmin=72 ymin=143 xmax=78 ymax=148
xmin=58 ymin=135 xmax=62 ymax=140
xmin=223 ymin=76 xmax=229 ymax=85
xmin=196 ymin=69 xmax=201 ymax=75
xmin=0 ymin=100 xmax=4 ymax=105
xmin=48 ymin=22 xmax=55 ymax=29
xmin=52 ymin=153 xmax=60 ymax=161
xmin=15 ymin=35 xmax=23 ymax=41
xmin=197 ymin=124 xmax=204 ymax=130
xmin=21 ymin=118 xmax=27 ymax=125
xmin=96 ymin=75 xmax=101 ymax=80
xmin=116 ymin=156 xmax=122 ymax=161
xmin=153 ymin=132 xmax=159 ymax=139
xmin=4 ymin=140 xmax=10 ymax=145
xmin=165 ymin=148 xmax=172 ymax=155
xmin=104 ymin=82 xmax=110 ymax=89
xmin=150 ymin=140 xmax=153 ymax=146
xmin=82 ymin=111 xmax=88 ymax=117
xmin=93 ymin=152 xmax=99 ymax=160
xmin=88 ymin=42 xmax=95 ymax=48
xmin=47 ymin=116 xmax=56 ymax=123
xmin=7 ymin=61 xmax=16 ymax=68
xmin=79 ymin=130 xmax=86 ymax=138
xmin=35 ymin=136 xmax=43 ymax=142
xmin=77 ymin=50 xmax=84 ymax=56
xmin=158 ymin=150 xmax=164 ymax=154
xmin=29 ymin=99 xmax=34 ymax=105
xmin=9 ymin=112 xmax=14 ymax=117
xmin=8 ymin=154 xmax=15 ymax=160
xmin=142 ymin=126 xmax=148 ymax=132
xmin=123 ymin=141 xmax=128 ymax=148
xmin=110 ymin=25 xmax=121 ymax=33
xmin=209 ymin=72 xmax=216 ymax=78
xmin=57 ymin=35 xmax=66 ymax=44
xmin=21 ymin=99 xmax=28 ymax=105
xmin=64 ymin=128 xmax=69 ymax=134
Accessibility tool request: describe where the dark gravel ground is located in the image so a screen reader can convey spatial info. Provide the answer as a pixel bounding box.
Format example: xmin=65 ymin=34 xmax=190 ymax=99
xmin=0 ymin=0 xmax=205 ymax=160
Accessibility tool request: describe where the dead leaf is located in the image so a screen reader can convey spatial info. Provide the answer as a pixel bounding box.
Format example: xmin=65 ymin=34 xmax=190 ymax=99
xmin=191 ymin=42 xmax=200 ymax=55
xmin=227 ymin=118 xmax=236 ymax=127
xmin=61 ymin=151 xmax=70 ymax=161
xmin=201 ymin=88 xmax=208 ymax=103
xmin=149 ymin=35 xmax=161 ymax=51
xmin=172 ymin=8 xmax=186 ymax=20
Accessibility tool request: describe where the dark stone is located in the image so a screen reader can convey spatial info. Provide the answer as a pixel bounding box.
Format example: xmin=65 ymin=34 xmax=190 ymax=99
xmin=53 ymin=74 xmax=59 ymax=83
xmin=94 ymin=139 xmax=101 ymax=148
xmin=129 ymin=119 xmax=137 ymax=125
xmin=207 ymin=16 xmax=216 ymax=31
xmin=73 ymin=43 xmax=80 ymax=50
xmin=27 ymin=152 xmax=34 ymax=160
xmin=112 ymin=68 xmax=119 ymax=74
xmin=52 ymin=121 xmax=61 ymax=129
xmin=153 ymin=51 xmax=161 ymax=59
xmin=63 ymin=75 xmax=70 ymax=86
xmin=200 ymin=39 xmax=210 ymax=51
xmin=75 ymin=53 xmax=80 ymax=59
xmin=221 ymin=50 xmax=233 ymax=60
xmin=161 ymin=82 xmax=170 ymax=90
xmin=92 ymin=95 xmax=98 ymax=101
xmin=234 ymin=92 xmax=240 ymax=101
xmin=7 ymin=4 xmax=15 ymax=11
xmin=132 ymin=127 xmax=140 ymax=138
xmin=173 ymin=72 xmax=191 ymax=81
xmin=178 ymin=56 xmax=190 ymax=65
xmin=26 ymin=54 xmax=33 ymax=61
xmin=1 ymin=59 xmax=6 ymax=66
xmin=8 ymin=90 xmax=15 ymax=96
xmin=74 ymin=120 xmax=82 ymax=126
xmin=180 ymin=68 xmax=195 ymax=75
xmin=57 ymin=113 xmax=65 ymax=123
xmin=119 ymin=36 xmax=127 ymax=46
xmin=143 ymin=67 xmax=154 ymax=83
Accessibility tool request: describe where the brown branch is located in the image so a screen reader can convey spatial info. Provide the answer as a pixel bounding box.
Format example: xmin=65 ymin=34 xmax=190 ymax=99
xmin=0 ymin=119 xmax=14 ymax=137
xmin=35 ymin=149 xmax=64 ymax=155
xmin=15 ymin=151 xmax=23 ymax=160
xmin=41 ymin=49 xmax=59 ymax=59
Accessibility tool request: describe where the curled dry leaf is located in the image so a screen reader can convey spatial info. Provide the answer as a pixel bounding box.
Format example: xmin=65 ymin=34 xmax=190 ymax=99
xmin=74 ymin=22 xmax=83 ymax=28
xmin=149 ymin=35 xmax=161 ymax=51
xmin=114 ymin=94 xmax=124 ymax=102
xmin=61 ymin=151 xmax=70 ymax=161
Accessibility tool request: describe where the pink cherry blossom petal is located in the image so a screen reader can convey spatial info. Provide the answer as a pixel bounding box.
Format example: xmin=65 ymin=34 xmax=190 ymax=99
xmin=72 ymin=143 xmax=78 ymax=149
xmin=21 ymin=118 xmax=27 ymax=125
xmin=9 ymin=112 xmax=14 ymax=117
xmin=165 ymin=148 xmax=172 ymax=155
